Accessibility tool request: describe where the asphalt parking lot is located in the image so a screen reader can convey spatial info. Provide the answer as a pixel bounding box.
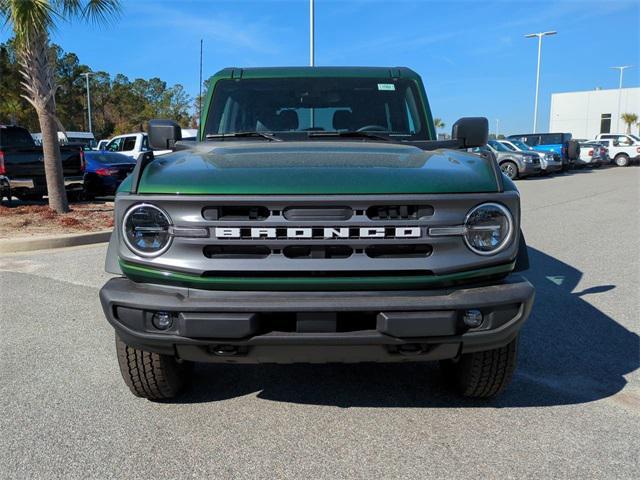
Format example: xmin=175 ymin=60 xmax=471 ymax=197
xmin=1 ymin=166 xmax=638 ymax=479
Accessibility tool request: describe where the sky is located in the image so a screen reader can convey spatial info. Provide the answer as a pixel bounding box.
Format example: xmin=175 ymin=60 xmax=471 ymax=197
xmin=2 ymin=0 xmax=639 ymax=134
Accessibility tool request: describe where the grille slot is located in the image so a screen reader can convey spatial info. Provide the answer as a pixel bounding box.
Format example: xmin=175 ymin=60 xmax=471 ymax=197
xmin=366 ymin=205 xmax=434 ymax=220
xmin=283 ymin=245 xmax=353 ymax=259
xmin=365 ymin=244 xmax=432 ymax=258
xmin=204 ymin=245 xmax=270 ymax=259
xmin=283 ymin=207 xmax=353 ymax=221
xmin=202 ymin=206 xmax=269 ymax=221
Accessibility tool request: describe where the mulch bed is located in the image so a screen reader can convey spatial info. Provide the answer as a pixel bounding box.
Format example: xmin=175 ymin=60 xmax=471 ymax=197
xmin=0 ymin=202 xmax=114 ymax=239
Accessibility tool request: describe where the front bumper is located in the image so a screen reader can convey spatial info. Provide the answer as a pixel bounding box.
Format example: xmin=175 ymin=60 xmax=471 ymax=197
xmin=100 ymin=275 xmax=535 ymax=364
xmin=520 ymin=163 xmax=542 ymax=176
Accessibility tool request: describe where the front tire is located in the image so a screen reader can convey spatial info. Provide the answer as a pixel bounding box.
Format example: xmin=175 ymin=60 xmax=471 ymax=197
xmin=440 ymin=336 xmax=518 ymax=398
xmin=115 ymin=334 xmax=192 ymax=400
xmin=614 ymin=154 xmax=630 ymax=167
xmin=500 ymin=161 xmax=518 ymax=180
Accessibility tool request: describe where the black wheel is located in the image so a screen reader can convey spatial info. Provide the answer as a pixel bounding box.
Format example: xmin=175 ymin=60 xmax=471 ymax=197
xmin=115 ymin=334 xmax=192 ymax=400
xmin=440 ymin=336 xmax=518 ymax=398
xmin=614 ymin=154 xmax=630 ymax=167
xmin=500 ymin=161 xmax=518 ymax=180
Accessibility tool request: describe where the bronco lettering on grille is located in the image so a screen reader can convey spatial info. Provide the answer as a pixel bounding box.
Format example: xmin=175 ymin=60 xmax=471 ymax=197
xmin=214 ymin=227 xmax=421 ymax=239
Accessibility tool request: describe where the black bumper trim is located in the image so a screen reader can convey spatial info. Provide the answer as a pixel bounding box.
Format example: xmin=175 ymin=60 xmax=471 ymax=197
xmin=100 ymin=276 xmax=535 ymax=362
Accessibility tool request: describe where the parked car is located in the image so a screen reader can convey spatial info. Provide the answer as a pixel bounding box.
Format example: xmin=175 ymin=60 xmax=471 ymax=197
xmin=0 ymin=125 xmax=85 ymax=201
xmin=595 ymin=138 xmax=640 ymax=167
xmin=83 ymin=151 xmax=137 ymax=198
xmin=576 ymin=142 xmax=606 ymax=167
xmin=507 ymin=132 xmax=579 ymax=171
xmin=105 ymin=132 xmax=172 ymax=159
xmin=583 ymin=141 xmax=611 ymax=165
xmin=474 ymin=139 xmax=541 ymax=179
xmin=0 ymin=175 xmax=10 ymax=203
xmin=498 ymin=139 xmax=562 ymax=175
xmin=595 ymin=133 xmax=639 ymax=146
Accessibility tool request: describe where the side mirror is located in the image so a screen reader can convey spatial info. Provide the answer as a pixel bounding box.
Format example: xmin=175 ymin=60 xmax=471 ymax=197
xmin=451 ymin=117 xmax=488 ymax=148
xmin=148 ymin=119 xmax=182 ymax=150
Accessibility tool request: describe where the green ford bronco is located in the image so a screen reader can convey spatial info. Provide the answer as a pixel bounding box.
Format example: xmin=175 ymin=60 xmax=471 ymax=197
xmin=100 ymin=67 xmax=534 ymax=400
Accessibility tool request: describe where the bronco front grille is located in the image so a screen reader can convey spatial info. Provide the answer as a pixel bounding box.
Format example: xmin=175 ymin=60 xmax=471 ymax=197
xmin=116 ymin=193 xmax=521 ymax=276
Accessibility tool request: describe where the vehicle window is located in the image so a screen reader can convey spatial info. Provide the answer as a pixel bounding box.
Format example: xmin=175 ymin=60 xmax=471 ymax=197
xmin=91 ymin=153 xmax=135 ymax=164
xmin=122 ymin=136 xmax=137 ymax=151
xmin=205 ymin=77 xmax=429 ymax=140
xmin=600 ymin=114 xmax=611 ymax=134
xmin=615 ymin=136 xmax=632 ymax=146
xmin=511 ymin=140 xmax=532 ymax=151
xmin=488 ymin=140 xmax=510 ymax=152
xmin=501 ymin=142 xmax=517 ymax=151
xmin=629 ymin=134 xmax=640 ymax=142
xmin=538 ymin=133 xmax=563 ymax=145
xmin=0 ymin=127 xmax=35 ymax=147
xmin=107 ymin=137 xmax=124 ymax=152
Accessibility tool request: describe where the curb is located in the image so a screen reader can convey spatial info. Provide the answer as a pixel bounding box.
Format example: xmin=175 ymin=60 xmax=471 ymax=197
xmin=0 ymin=229 xmax=112 ymax=254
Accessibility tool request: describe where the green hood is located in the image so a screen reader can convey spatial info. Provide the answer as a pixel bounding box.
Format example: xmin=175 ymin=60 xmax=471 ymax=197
xmin=136 ymin=141 xmax=499 ymax=195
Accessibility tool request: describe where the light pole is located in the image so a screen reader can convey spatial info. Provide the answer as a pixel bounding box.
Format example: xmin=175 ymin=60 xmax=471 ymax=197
xmin=309 ymin=0 xmax=315 ymax=67
xmin=80 ymin=72 xmax=95 ymax=133
xmin=525 ymin=31 xmax=557 ymax=133
xmin=611 ymin=65 xmax=632 ymax=133
xmin=496 ymin=118 xmax=500 ymax=138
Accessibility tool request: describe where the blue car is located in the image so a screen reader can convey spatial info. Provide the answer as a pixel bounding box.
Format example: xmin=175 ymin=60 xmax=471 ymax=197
xmin=83 ymin=151 xmax=136 ymax=198
xmin=506 ymin=132 xmax=576 ymax=171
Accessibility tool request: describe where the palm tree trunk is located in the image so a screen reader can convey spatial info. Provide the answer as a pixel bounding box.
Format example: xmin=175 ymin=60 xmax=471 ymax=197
xmin=18 ymin=30 xmax=69 ymax=213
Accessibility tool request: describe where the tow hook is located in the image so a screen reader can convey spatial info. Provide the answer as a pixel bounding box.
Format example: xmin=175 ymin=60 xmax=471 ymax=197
xmin=397 ymin=344 xmax=425 ymax=356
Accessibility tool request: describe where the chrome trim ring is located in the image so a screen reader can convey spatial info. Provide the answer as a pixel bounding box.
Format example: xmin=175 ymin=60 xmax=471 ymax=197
xmin=463 ymin=202 xmax=514 ymax=256
xmin=122 ymin=203 xmax=173 ymax=258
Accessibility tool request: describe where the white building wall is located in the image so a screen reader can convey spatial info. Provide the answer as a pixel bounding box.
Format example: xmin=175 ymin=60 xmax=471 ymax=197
xmin=549 ymin=87 xmax=640 ymax=139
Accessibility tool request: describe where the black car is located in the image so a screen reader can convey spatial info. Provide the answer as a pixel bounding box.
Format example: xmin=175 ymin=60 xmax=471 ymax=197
xmin=83 ymin=151 xmax=136 ymax=198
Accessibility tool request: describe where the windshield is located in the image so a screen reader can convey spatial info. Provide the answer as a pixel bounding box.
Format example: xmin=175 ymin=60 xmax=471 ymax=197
xmin=204 ymin=77 xmax=428 ymax=140
xmin=0 ymin=127 xmax=34 ymax=148
xmin=629 ymin=134 xmax=640 ymax=142
xmin=510 ymin=140 xmax=532 ymax=151
xmin=488 ymin=140 xmax=511 ymax=152
xmin=87 ymin=152 xmax=135 ymax=164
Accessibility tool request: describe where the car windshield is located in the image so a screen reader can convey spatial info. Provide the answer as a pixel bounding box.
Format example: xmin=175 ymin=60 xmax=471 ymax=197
xmin=488 ymin=140 xmax=511 ymax=152
xmin=88 ymin=152 xmax=134 ymax=164
xmin=510 ymin=140 xmax=532 ymax=151
xmin=204 ymin=77 xmax=428 ymax=140
xmin=629 ymin=134 xmax=640 ymax=142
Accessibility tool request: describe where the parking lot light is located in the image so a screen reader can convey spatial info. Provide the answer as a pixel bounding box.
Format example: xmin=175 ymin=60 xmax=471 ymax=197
xmin=525 ymin=31 xmax=557 ymax=133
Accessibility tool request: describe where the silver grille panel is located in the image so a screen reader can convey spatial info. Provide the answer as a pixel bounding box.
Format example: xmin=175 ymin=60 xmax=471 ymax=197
xmin=115 ymin=193 xmax=520 ymax=275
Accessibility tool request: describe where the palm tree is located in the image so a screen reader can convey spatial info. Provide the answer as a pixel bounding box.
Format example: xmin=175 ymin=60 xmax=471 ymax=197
xmin=0 ymin=0 xmax=120 ymax=212
xmin=433 ymin=117 xmax=445 ymax=130
xmin=620 ymin=113 xmax=638 ymax=135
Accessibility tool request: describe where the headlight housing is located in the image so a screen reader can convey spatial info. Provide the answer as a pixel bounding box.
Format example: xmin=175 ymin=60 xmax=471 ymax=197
xmin=464 ymin=203 xmax=514 ymax=255
xmin=122 ymin=204 xmax=172 ymax=257
xmin=523 ymin=154 xmax=534 ymax=163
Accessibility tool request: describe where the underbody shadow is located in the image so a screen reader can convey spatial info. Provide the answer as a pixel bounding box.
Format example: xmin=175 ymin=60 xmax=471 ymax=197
xmin=171 ymin=247 xmax=638 ymax=408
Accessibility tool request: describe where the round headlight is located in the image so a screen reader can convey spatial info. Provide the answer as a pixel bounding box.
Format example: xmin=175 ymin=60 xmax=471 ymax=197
xmin=122 ymin=204 xmax=172 ymax=257
xmin=464 ymin=203 xmax=514 ymax=255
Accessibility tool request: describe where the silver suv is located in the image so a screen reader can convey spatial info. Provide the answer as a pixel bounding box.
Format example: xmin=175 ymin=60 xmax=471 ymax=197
xmin=475 ymin=140 xmax=541 ymax=179
xmin=498 ymin=139 xmax=562 ymax=175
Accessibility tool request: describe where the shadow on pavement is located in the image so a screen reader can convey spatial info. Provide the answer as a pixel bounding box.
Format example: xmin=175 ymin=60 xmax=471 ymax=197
xmin=174 ymin=247 xmax=638 ymax=408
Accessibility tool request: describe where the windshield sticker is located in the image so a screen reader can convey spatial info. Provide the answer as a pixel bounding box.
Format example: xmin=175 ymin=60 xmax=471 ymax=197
xmin=377 ymin=83 xmax=395 ymax=91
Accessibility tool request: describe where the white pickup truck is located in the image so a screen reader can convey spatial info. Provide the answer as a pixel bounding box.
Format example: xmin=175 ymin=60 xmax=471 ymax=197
xmin=104 ymin=132 xmax=171 ymax=159
xmin=103 ymin=129 xmax=197 ymax=159
xmin=594 ymin=134 xmax=640 ymax=167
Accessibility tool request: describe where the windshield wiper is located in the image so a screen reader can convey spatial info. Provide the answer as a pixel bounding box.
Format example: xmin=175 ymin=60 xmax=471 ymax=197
xmin=308 ymin=131 xmax=389 ymax=141
xmin=205 ymin=131 xmax=282 ymax=141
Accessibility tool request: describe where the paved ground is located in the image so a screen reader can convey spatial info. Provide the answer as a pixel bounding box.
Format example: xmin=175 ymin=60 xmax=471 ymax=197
xmin=1 ymin=166 xmax=638 ymax=479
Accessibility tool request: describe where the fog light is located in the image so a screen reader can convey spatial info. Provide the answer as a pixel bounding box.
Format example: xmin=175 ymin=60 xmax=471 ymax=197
xmin=152 ymin=312 xmax=173 ymax=330
xmin=463 ymin=309 xmax=483 ymax=328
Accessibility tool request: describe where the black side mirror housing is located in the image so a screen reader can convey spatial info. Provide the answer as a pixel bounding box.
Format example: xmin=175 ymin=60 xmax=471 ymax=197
xmin=148 ymin=119 xmax=182 ymax=150
xmin=451 ymin=117 xmax=488 ymax=148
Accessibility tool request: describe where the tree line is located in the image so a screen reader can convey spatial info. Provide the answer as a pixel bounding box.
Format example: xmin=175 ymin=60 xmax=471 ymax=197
xmin=0 ymin=38 xmax=195 ymax=140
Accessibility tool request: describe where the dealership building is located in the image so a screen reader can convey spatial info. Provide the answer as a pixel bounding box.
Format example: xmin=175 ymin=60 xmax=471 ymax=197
xmin=549 ymin=87 xmax=640 ymax=139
